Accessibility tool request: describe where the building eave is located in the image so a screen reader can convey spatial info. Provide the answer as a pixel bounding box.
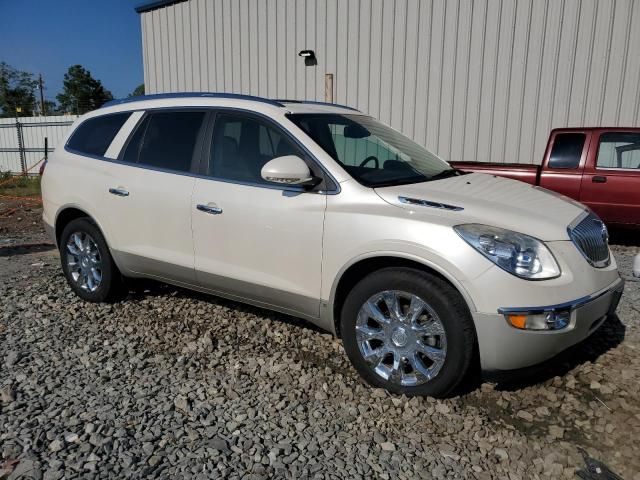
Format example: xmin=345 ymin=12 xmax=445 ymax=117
xmin=135 ymin=0 xmax=187 ymax=14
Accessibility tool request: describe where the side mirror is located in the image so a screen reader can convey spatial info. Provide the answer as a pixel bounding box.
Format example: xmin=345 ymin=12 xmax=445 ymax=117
xmin=261 ymin=155 xmax=321 ymax=188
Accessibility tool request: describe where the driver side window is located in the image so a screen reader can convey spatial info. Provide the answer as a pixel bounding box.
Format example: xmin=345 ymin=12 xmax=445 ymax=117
xmin=208 ymin=113 xmax=301 ymax=185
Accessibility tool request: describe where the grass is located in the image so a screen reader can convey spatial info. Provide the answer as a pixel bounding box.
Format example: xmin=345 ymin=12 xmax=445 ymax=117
xmin=0 ymin=172 xmax=42 ymax=197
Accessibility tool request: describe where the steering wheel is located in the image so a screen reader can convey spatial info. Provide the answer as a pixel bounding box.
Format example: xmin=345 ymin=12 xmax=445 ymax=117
xmin=359 ymin=155 xmax=379 ymax=169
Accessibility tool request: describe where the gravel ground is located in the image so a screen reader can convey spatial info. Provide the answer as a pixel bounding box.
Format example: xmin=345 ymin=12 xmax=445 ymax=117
xmin=1 ymin=205 xmax=639 ymax=479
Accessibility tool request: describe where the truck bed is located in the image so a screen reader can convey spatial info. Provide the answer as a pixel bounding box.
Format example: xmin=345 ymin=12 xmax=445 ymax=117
xmin=450 ymin=161 xmax=540 ymax=185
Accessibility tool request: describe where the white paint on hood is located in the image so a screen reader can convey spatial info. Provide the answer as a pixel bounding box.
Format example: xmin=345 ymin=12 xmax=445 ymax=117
xmin=374 ymin=173 xmax=586 ymax=241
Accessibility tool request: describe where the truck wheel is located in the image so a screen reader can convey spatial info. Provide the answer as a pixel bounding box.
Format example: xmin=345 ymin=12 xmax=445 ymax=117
xmin=59 ymin=218 xmax=123 ymax=302
xmin=340 ymin=267 xmax=476 ymax=397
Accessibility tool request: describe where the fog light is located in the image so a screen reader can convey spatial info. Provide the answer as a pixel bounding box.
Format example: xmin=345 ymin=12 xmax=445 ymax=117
xmin=505 ymin=309 xmax=570 ymax=331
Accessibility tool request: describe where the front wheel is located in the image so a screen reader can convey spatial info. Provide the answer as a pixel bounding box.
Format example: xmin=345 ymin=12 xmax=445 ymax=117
xmin=340 ymin=268 xmax=476 ymax=397
xmin=59 ymin=218 xmax=123 ymax=302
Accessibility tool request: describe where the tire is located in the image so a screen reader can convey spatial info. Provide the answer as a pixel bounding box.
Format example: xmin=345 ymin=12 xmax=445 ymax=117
xmin=59 ymin=217 xmax=123 ymax=302
xmin=340 ymin=267 xmax=476 ymax=397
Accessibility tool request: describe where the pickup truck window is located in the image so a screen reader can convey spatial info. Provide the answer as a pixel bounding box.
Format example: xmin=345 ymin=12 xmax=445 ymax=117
xmin=596 ymin=132 xmax=640 ymax=169
xmin=548 ymin=133 xmax=585 ymax=169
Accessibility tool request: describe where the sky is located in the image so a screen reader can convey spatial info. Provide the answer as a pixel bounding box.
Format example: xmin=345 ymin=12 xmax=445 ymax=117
xmin=0 ymin=0 xmax=144 ymax=102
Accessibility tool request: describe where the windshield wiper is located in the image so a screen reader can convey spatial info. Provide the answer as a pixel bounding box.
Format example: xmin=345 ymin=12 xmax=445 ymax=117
xmin=429 ymin=169 xmax=461 ymax=181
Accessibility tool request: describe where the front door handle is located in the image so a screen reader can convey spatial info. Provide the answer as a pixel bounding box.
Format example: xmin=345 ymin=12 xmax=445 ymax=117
xmin=592 ymin=176 xmax=607 ymax=183
xmin=109 ymin=187 xmax=129 ymax=197
xmin=197 ymin=203 xmax=223 ymax=215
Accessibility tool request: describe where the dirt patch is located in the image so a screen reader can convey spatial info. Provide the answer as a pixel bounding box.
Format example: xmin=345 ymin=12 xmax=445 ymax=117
xmin=0 ymin=198 xmax=46 ymax=243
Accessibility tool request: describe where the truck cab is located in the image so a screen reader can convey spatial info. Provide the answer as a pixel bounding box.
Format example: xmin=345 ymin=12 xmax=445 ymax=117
xmin=452 ymin=127 xmax=640 ymax=228
xmin=541 ymin=128 xmax=640 ymax=227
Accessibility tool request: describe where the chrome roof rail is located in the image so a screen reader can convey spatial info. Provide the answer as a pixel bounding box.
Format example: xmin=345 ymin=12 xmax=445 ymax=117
xmin=275 ymin=99 xmax=360 ymax=112
xmin=102 ymin=92 xmax=286 ymax=108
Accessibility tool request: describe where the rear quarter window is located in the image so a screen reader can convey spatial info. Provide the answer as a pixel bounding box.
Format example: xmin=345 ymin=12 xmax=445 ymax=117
xmin=547 ymin=133 xmax=585 ymax=169
xmin=66 ymin=112 xmax=132 ymax=157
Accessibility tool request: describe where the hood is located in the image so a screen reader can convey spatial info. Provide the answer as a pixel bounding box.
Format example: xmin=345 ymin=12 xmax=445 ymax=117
xmin=374 ymin=173 xmax=586 ymax=241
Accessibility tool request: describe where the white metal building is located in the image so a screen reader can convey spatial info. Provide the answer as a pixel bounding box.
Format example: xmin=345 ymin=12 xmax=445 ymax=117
xmin=136 ymin=0 xmax=640 ymax=165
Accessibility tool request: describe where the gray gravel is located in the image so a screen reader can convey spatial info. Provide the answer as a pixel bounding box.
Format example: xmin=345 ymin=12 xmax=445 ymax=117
xmin=1 ymin=242 xmax=639 ymax=479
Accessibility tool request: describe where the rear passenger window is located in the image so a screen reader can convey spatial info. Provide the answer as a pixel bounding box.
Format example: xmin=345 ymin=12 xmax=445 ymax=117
xmin=596 ymin=132 xmax=640 ymax=169
xmin=121 ymin=111 xmax=206 ymax=172
xmin=548 ymin=133 xmax=585 ymax=169
xmin=67 ymin=112 xmax=131 ymax=156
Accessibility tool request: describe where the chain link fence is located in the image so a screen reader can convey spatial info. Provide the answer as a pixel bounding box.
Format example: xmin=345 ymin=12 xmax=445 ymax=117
xmin=0 ymin=115 xmax=79 ymax=174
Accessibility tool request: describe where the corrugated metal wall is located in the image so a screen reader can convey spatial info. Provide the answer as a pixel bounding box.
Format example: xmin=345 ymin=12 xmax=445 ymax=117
xmin=140 ymin=0 xmax=640 ymax=164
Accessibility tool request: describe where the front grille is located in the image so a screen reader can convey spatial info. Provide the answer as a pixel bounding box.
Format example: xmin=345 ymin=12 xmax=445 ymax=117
xmin=568 ymin=212 xmax=610 ymax=268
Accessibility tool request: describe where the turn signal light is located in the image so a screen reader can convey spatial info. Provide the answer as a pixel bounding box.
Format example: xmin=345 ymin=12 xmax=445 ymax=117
xmin=506 ymin=314 xmax=527 ymax=329
xmin=505 ymin=310 xmax=570 ymax=331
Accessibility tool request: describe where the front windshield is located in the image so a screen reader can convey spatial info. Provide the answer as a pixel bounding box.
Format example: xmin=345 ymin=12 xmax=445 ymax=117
xmin=287 ymin=113 xmax=454 ymax=187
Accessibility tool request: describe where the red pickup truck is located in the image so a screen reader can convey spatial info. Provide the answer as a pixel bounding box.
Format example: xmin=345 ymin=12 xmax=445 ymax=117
xmin=451 ymin=128 xmax=640 ymax=228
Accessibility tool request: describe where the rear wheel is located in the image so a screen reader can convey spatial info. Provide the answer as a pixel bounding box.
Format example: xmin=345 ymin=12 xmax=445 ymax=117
xmin=340 ymin=267 xmax=476 ymax=397
xmin=59 ymin=218 xmax=123 ymax=302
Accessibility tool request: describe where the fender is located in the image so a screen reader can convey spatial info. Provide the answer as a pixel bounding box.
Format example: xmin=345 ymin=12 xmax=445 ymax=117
xmin=321 ymin=248 xmax=481 ymax=335
xmin=54 ymin=203 xmax=128 ymax=275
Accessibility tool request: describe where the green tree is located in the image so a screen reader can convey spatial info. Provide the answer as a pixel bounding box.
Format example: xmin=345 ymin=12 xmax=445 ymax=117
xmin=56 ymin=65 xmax=113 ymax=114
xmin=42 ymin=99 xmax=60 ymax=116
xmin=0 ymin=62 xmax=38 ymax=117
xmin=129 ymin=84 xmax=145 ymax=97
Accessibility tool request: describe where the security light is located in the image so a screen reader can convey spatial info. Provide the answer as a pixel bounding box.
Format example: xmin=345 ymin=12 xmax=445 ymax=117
xmin=298 ymin=50 xmax=317 ymax=66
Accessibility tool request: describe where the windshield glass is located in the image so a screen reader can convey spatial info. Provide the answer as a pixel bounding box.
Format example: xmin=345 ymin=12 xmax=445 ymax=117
xmin=287 ymin=113 xmax=454 ymax=187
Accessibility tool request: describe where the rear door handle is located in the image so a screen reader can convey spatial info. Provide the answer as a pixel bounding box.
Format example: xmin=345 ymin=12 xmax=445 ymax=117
xmin=196 ymin=203 xmax=223 ymax=215
xmin=109 ymin=187 xmax=129 ymax=197
xmin=592 ymin=176 xmax=607 ymax=183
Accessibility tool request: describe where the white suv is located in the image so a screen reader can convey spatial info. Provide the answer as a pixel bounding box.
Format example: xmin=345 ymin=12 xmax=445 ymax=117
xmin=42 ymin=93 xmax=624 ymax=397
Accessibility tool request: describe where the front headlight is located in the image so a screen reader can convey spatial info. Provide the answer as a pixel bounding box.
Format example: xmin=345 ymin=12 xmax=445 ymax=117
xmin=454 ymin=224 xmax=560 ymax=280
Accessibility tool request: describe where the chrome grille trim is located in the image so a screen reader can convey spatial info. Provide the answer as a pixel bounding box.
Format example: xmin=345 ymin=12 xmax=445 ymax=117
xmin=568 ymin=211 xmax=610 ymax=268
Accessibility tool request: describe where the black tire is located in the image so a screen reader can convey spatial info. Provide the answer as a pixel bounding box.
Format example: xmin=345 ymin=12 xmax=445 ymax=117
xmin=340 ymin=267 xmax=476 ymax=398
xmin=59 ymin=217 xmax=123 ymax=302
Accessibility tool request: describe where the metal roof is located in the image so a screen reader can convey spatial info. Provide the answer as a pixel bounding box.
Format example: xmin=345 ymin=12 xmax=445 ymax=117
xmin=135 ymin=0 xmax=186 ymax=14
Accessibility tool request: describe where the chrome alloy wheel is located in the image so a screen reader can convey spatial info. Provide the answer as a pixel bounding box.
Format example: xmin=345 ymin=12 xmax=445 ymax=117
xmin=66 ymin=232 xmax=103 ymax=292
xmin=355 ymin=290 xmax=447 ymax=387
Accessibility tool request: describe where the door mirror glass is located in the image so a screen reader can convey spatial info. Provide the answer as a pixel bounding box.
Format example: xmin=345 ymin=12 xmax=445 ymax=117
xmin=261 ymin=155 xmax=320 ymax=187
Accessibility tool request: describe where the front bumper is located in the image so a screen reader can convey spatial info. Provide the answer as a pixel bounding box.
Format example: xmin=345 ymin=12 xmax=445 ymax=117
xmin=474 ymin=277 xmax=624 ymax=371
